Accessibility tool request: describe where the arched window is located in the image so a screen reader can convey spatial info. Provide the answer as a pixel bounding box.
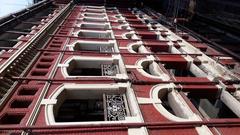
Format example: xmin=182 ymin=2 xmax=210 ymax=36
xmin=83 ymin=13 xmax=106 ymax=18
xmin=122 ymin=32 xmax=139 ymax=40
xmin=186 ymin=90 xmax=240 ymax=118
xmin=45 ymin=83 xmax=142 ymax=125
xmin=61 ymin=56 xmax=127 ymax=78
xmin=79 ymin=23 xmax=110 ymax=30
xmin=136 ymin=59 xmax=170 ymax=81
xmin=128 ymin=42 xmax=149 ymax=53
xmin=77 ymin=30 xmax=113 ymax=39
xmin=150 ymin=84 xmax=199 ymax=121
xmin=68 ymin=40 xmax=117 ymax=52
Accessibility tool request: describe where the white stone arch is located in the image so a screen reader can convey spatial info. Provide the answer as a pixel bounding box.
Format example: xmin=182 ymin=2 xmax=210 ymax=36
xmin=136 ymin=58 xmax=170 ymax=81
xmin=45 ymin=83 xmax=143 ymax=125
xmin=127 ymin=41 xmax=150 ymax=54
xmin=149 ymin=84 xmax=213 ymax=135
xmin=60 ymin=55 xmax=128 ymax=79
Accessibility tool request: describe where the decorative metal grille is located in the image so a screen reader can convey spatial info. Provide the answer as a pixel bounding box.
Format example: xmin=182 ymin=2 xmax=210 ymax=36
xmin=101 ymin=64 xmax=119 ymax=76
xmin=105 ymin=94 xmax=127 ymax=121
xmin=100 ymin=46 xmax=114 ymax=52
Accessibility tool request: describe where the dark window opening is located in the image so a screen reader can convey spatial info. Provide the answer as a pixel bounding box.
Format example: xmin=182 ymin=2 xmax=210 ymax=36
xmin=142 ymin=63 xmax=151 ymax=75
xmin=0 ymin=114 xmax=24 ymax=124
xmin=18 ymin=87 xmax=37 ymax=96
xmin=187 ymin=92 xmax=238 ymax=118
xmin=56 ymin=99 xmax=104 ymax=122
xmin=78 ymin=31 xmax=112 ymax=39
xmin=69 ymin=68 xmax=102 ymax=76
xmin=73 ymin=42 xmax=114 ymax=52
xmin=80 ymin=23 xmax=109 ymax=30
xmin=141 ymin=61 xmax=162 ymax=76
xmin=40 ymin=57 xmax=54 ymax=62
xmin=167 ymin=69 xmax=195 ymax=77
xmin=131 ymin=45 xmax=149 ymax=53
xmin=43 ymin=53 xmax=52 ymax=56
xmin=131 ymin=45 xmax=141 ymax=53
xmin=31 ymin=70 xmax=48 ymax=76
xmin=84 ymin=13 xmax=105 ymax=18
xmin=67 ymin=60 xmax=119 ymax=76
xmin=54 ymin=89 xmax=129 ymax=123
xmin=83 ymin=17 xmax=107 ymax=22
xmin=163 ymin=63 xmax=195 ymax=77
xmin=36 ymin=63 xmax=51 ymax=69
xmin=146 ymin=46 xmax=169 ymax=53
xmin=10 ymin=100 xmax=32 ymax=108
xmin=125 ymin=33 xmax=138 ymax=40
xmin=159 ymin=90 xmax=175 ymax=115
xmin=86 ymin=9 xmax=104 ymax=13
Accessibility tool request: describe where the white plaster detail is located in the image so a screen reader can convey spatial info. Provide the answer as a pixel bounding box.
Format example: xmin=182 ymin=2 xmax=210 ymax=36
xmin=119 ymin=47 xmax=128 ymax=49
xmin=189 ymin=63 xmax=208 ymax=77
xmin=137 ymin=97 xmax=161 ymax=104
xmin=135 ymin=9 xmax=240 ymax=81
xmin=41 ymin=99 xmax=57 ymax=105
xmin=122 ymin=31 xmax=140 ymax=40
xmin=234 ymin=90 xmax=240 ymax=101
xmin=151 ymin=84 xmax=198 ymax=121
xmin=118 ymin=24 xmax=132 ymax=30
xmin=125 ymin=65 xmax=141 ymax=69
xmin=128 ymin=127 xmax=148 ymax=135
xmin=57 ymin=64 xmax=69 ymax=67
xmin=150 ymin=84 xmax=213 ymax=135
xmin=146 ymin=55 xmax=155 ymax=60
xmin=136 ymin=58 xmax=170 ymax=81
xmin=220 ymin=90 xmax=240 ymax=117
xmin=127 ymin=42 xmax=151 ymax=54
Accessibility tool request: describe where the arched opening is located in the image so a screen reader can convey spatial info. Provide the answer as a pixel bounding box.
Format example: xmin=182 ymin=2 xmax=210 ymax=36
xmin=186 ymin=91 xmax=239 ymax=118
xmin=54 ymin=89 xmax=128 ymax=122
xmin=66 ymin=59 xmax=119 ymax=76
xmin=130 ymin=44 xmax=149 ymax=53
xmin=72 ymin=41 xmax=115 ymax=52
xmin=86 ymin=9 xmax=105 ymax=13
xmin=83 ymin=17 xmax=107 ymax=22
xmin=84 ymin=13 xmax=106 ymax=18
xmin=120 ymin=25 xmax=130 ymax=30
xmin=78 ymin=30 xmax=113 ymax=39
xmin=162 ymin=61 xmax=196 ymax=77
xmin=80 ymin=23 xmax=110 ymax=30
xmin=158 ymin=89 xmax=176 ymax=115
xmin=151 ymin=85 xmax=198 ymax=121
xmin=141 ymin=61 xmax=163 ymax=76
xmin=47 ymin=84 xmax=135 ymax=124
xmin=137 ymin=59 xmax=170 ymax=81
xmin=125 ymin=33 xmax=136 ymax=39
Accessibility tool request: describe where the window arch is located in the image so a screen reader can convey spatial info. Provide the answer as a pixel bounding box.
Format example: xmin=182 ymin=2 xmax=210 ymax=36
xmin=61 ymin=56 xmax=127 ymax=79
xmin=45 ymin=83 xmax=143 ymax=125
xmin=127 ymin=42 xmax=150 ymax=53
xmin=68 ymin=40 xmax=118 ymax=53
xmin=136 ymin=58 xmax=170 ymax=81
xmin=76 ymin=30 xmax=114 ymax=39
xmin=150 ymin=84 xmax=197 ymax=121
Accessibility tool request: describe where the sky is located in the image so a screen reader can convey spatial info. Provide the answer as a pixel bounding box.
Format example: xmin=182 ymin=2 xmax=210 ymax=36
xmin=0 ymin=0 xmax=33 ymax=18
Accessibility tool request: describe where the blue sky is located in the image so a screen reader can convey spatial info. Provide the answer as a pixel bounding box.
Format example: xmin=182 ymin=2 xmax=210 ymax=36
xmin=0 ymin=0 xmax=33 ymax=18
